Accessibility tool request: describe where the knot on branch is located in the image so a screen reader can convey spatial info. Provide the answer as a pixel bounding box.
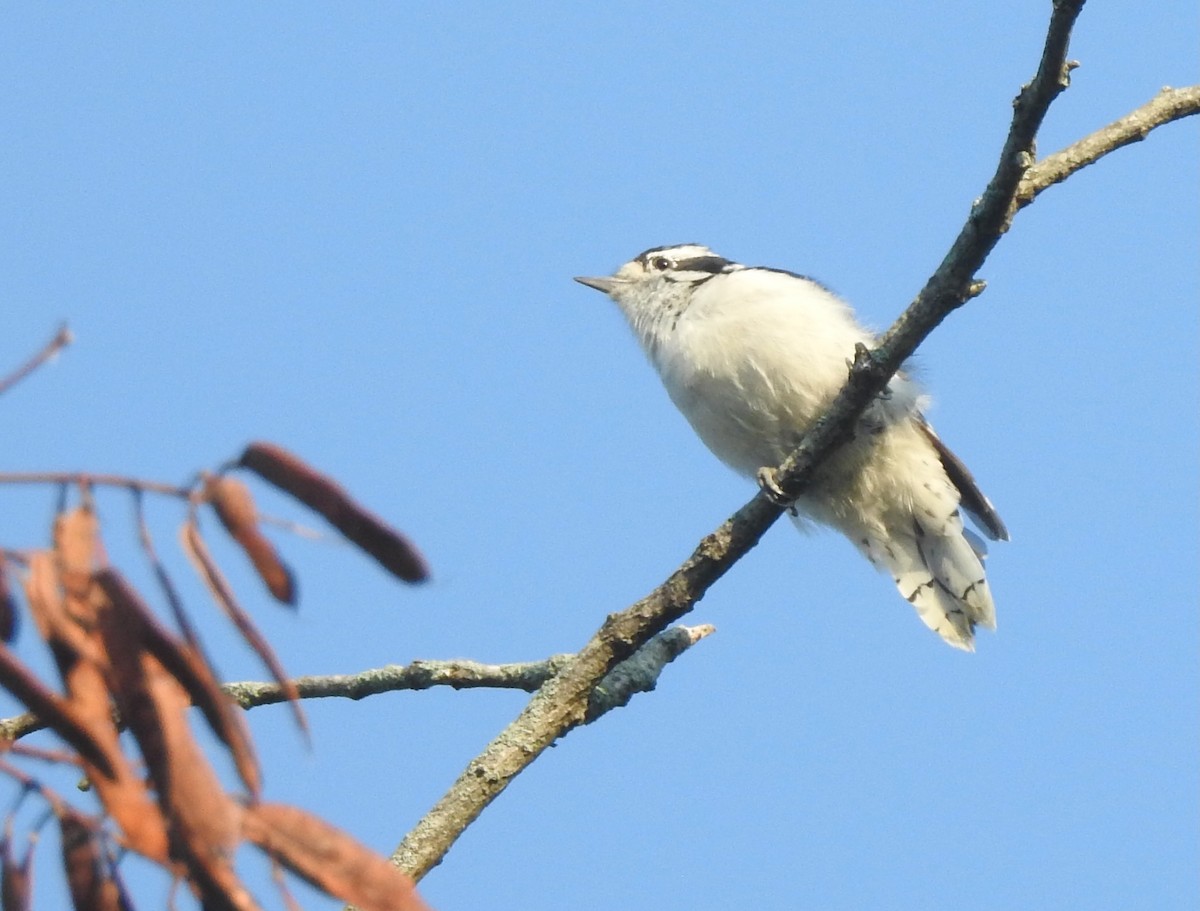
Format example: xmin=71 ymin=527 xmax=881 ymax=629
xmin=1061 ymin=58 xmax=1080 ymax=89
xmin=849 ymin=342 xmax=885 ymax=383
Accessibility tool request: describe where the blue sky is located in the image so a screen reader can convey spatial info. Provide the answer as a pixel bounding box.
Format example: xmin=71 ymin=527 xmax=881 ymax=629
xmin=1 ymin=4 xmax=1196 ymax=909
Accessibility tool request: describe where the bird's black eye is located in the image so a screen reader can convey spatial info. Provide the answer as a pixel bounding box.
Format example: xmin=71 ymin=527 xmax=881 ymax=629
xmin=650 ymin=256 xmax=673 ymax=271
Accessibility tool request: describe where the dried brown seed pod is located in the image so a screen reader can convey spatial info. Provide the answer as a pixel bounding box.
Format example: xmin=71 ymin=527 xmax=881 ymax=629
xmin=238 ymin=442 xmax=429 ymax=584
xmin=205 ymin=474 xmax=296 ymax=605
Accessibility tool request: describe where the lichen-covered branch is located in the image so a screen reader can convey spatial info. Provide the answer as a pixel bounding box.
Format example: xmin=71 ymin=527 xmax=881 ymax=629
xmin=223 ymin=658 xmax=572 ymax=708
xmin=1016 ymin=85 xmax=1200 ymax=208
xmin=0 ymin=625 xmax=713 ymax=742
xmin=219 ymin=624 xmax=713 ymax=714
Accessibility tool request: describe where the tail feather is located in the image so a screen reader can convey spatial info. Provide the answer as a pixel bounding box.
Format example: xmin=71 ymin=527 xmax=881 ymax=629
xmin=857 ymin=511 xmax=995 ymax=650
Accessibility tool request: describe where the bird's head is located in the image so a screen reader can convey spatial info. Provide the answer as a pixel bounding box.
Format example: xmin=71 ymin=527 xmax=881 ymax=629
xmin=574 ymin=243 xmax=737 ymax=299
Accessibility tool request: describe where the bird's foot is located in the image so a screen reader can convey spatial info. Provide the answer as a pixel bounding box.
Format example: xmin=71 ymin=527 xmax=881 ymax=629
xmin=756 ymin=467 xmax=798 ymax=515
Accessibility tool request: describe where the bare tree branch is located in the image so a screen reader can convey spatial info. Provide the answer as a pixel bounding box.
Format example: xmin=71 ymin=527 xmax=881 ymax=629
xmin=388 ymin=1 xmax=1111 ymax=883
xmin=0 ymin=472 xmax=191 ymax=498
xmin=0 ymin=624 xmax=714 ymax=743
xmin=1016 ymin=85 xmax=1200 ymax=208
xmin=0 ymin=324 xmax=72 ymax=397
xmin=0 ymin=710 xmax=41 ymax=742
xmin=221 ymin=623 xmax=712 ymax=712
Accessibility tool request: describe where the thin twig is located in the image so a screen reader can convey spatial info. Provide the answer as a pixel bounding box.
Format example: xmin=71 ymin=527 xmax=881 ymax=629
xmin=0 ymin=324 xmax=72 ymax=397
xmin=132 ymin=489 xmax=207 ymax=654
xmin=0 ymin=625 xmax=714 ymax=742
xmin=0 ymin=711 xmax=42 ymax=744
xmin=223 ymin=658 xmax=576 ymax=709
xmin=0 ymin=472 xmax=192 ymax=499
xmin=6 ymin=742 xmax=84 ymax=768
xmin=1016 ymin=84 xmax=1200 ymax=207
xmin=0 ymin=756 xmax=69 ymax=817
xmin=388 ymin=1 xmax=1095 ymax=883
xmin=220 ymin=625 xmax=713 ymax=714
xmin=256 ymin=514 xmax=328 ymax=541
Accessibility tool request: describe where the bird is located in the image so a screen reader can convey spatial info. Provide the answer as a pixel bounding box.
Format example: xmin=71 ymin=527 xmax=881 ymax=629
xmin=575 ymin=244 xmax=1008 ymax=651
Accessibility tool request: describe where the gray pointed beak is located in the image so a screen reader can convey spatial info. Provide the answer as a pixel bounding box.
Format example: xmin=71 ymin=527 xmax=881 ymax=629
xmin=574 ymin=275 xmax=621 ymax=294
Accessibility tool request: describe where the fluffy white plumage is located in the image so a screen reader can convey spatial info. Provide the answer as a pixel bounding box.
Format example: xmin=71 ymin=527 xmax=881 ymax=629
xmin=576 ymin=244 xmax=1008 ymax=650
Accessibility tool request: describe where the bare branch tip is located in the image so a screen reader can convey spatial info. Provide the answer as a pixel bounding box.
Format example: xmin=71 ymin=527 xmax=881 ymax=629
xmin=0 ymin=323 xmax=76 ymax=396
xmin=682 ymin=623 xmax=717 ymax=644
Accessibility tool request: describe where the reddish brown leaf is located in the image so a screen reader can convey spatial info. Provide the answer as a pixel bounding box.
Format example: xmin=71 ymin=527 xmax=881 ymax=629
xmin=20 ymin=551 xmax=57 ymax=643
xmin=205 ymin=475 xmax=296 ymax=606
xmin=94 ymin=597 xmax=256 ymax=910
xmin=0 ymin=557 xmax=17 ymax=643
xmin=19 ymin=551 xmax=172 ymax=863
xmin=139 ymin=658 xmax=253 ymax=911
xmin=238 ymin=442 xmax=430 ymax=584
xmin=0 ymin=836 xmax=32 ymax=911
xmin=66 ymin=586 xmax=175 ymax=863
xmin=19 ymin=535 xmax=180 ymax=867
xmin=180 ymin=520 xmax=307 ymax=738
xmin=242 ymin=802 xmax=432 ymax=911
xmin=53 ymin=506 xmax=100 ymax=610
xmin=58 ymin=810 xmax=126 ymax=911
xmin=94 ymin=568 xmax=260 ymax=798
xmin=0 ymin=642 xmax=113 ymax=779
xmin=22 ymin=552 xmax=104 ymax=669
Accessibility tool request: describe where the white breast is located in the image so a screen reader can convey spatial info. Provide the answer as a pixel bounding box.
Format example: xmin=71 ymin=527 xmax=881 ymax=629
xmin=649 ymin=269 xmax=872 ymax=477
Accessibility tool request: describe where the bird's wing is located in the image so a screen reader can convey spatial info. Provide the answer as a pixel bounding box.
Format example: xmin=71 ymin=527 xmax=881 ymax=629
xmin=918 ymin=418 xmax=1009 ymax=542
